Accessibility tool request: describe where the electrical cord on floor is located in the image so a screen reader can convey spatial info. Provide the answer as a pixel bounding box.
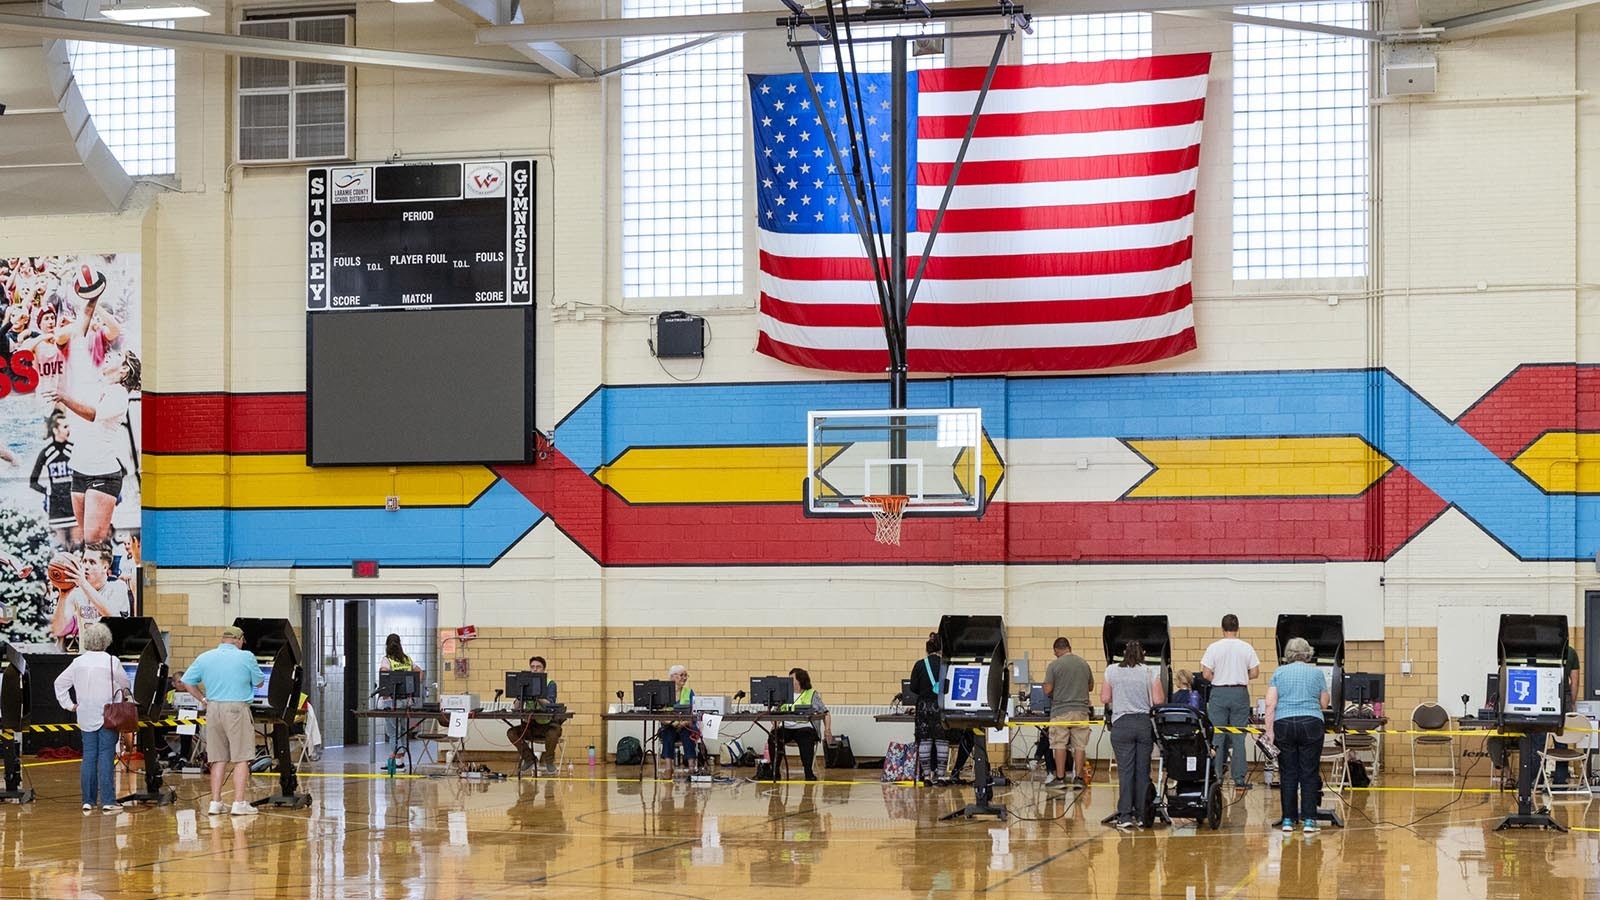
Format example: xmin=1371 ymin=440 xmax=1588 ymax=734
xmin=1314 ymin=753 xmax=1485 ymax=835
xmin=1005 ymin=776 xmax=1086 ymax=823
xmin=1399 ymin=752 xmax=1487 ymax=830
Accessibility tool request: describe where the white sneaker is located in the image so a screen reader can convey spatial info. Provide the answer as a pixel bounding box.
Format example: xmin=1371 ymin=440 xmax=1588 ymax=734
xmin=102 ymin=804 xmax=122 ymax=813
xmin=230 ymin=801 xmax=258 ymax=816
xmin=1043 ymin=774 xmax=1059 ymax=786
xmin=207 ymin=801 xmax=225 ymax=815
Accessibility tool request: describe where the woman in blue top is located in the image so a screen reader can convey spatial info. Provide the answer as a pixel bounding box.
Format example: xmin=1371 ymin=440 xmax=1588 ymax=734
xmin=658 ymin=665 xmax=698 ymax=778
xmin=1263 ymin=637 xmax=1331 ymax=833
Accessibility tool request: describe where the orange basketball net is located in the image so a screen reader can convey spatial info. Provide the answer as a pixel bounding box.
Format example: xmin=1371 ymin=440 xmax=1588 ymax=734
xmin=862 ymin=494 xmax=910 ymax=546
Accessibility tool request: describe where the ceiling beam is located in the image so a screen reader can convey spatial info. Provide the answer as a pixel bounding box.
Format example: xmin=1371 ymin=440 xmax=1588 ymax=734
xmin=478 ymin=0 xmax=1311 ymax=43
xmin=0 ymin=11 xmax=558 ymax=80
xmin=1435 ymin=0 xmax=1600 ymax=39
xmin=511 ymin=41 xmax=596 ymax=78
xmin=1160 ymin=8 xmax=1379 ymax=41
xmin=435 ymin=0 xmax=595 ymax=79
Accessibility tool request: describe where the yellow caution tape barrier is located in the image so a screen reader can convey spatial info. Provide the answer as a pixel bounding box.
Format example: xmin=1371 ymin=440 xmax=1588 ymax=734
xmin=3 ymin=717 xmax=205 ymax=740
xmin=1005 ymin=719 xmax=1600 ymax=738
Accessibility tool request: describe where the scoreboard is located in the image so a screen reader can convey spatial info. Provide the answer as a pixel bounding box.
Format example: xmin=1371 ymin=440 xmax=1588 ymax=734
xmin=306 ymin=159 xmax=534 ymax=311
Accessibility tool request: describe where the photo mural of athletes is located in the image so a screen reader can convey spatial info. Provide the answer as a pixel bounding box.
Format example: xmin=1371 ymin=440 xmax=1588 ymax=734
xmin=0 ymin=254 xmax=141 ymax=648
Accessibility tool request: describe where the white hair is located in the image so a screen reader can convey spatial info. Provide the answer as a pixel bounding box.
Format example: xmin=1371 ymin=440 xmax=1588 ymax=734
xmin=81 ymin=622 xmax=113 ymax=653
xmin=1283 ymin=637 xmax=1315 ymax=664
xmin=667 ymin=665 xmax=687 ymax=678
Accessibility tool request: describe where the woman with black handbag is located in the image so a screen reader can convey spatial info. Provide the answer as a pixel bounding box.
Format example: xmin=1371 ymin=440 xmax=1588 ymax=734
xmin=53 ymin=622 xmax=132 ymax=812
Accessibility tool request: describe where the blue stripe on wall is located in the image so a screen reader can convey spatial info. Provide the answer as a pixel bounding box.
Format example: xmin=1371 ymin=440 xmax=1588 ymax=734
xmin=146 ymin=479 xmax=539 ymax=568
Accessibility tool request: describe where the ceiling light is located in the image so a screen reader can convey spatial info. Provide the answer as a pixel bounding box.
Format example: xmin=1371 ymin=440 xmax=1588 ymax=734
xmin=389 ymin=0 xmax=435 ymax=5
xmin=99 ymin=0 xmax=210 ymax=21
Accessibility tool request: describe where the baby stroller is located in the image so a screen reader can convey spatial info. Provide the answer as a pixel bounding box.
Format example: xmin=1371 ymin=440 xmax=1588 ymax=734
xmin=1151 ymin=704 xmax=1224 ymax=829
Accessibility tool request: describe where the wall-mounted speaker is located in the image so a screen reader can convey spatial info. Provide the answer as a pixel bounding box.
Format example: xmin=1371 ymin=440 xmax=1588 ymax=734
xmin=653 ymin=311 xmax=706 ymax=359
xmin=1383 ymin=55 xmax=1436 ymax=96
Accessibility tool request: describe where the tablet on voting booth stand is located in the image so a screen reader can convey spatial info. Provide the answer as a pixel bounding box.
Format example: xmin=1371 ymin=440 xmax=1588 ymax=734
xmin=935 ymin=615 xmax=1009 ymax=821
xmin=1495 ymin=613 xmax=1570 ymax=831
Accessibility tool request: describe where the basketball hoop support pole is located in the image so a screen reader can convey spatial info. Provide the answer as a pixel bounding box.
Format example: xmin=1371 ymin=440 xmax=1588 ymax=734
xmin=889 ymin=37 xmax=910 ymax=491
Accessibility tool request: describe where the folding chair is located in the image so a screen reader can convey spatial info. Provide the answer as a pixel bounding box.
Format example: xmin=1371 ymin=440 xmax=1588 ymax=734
xmin=1536 ymin=712 xmax=1593 ymax=799
xmin=1322 ymin=733 xmax=1349 ymax=792
xmin=1410 ymin=703 xmax=1456 ymax=776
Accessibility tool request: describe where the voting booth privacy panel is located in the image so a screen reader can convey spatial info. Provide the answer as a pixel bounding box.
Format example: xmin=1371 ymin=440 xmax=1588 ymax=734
xmin=1497 ymin=615 xmax=1568 ymax=728
xmin=938 ymin=616 xmax=1007 ymax=729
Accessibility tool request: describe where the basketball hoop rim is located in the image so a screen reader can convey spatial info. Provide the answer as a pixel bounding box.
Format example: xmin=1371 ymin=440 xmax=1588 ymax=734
xmin=862 ymin=494 xmax=911 ymax=515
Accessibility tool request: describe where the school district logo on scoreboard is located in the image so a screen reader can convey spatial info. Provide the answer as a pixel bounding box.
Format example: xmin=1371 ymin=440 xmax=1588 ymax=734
xmin=465 ymin=163 xmax=507 ymax=199
xmin=330 ymin=168 xmax=372 ymax=204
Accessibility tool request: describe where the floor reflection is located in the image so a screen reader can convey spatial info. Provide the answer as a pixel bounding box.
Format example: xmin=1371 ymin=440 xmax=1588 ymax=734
xmin=0 ymin=753 xmax=1596 ymax=899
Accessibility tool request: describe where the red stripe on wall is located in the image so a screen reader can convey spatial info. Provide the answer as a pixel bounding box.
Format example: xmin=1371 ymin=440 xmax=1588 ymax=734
xmin=495 ymin=449 xmax=1444 ymax=565
xmin=143 ymin=392 xmax=307 ymax=454
xmin=1454 ymin=365 xmax=1577 ymax=460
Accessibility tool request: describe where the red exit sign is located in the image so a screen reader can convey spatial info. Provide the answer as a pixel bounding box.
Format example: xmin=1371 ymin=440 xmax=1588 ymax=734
xmin=351 ymin=560 xmax=380 ymax=578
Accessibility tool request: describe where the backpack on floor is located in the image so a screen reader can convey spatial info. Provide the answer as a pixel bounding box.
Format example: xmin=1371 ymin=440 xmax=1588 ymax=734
xmin=724 ymin=739 xmax=758 ymax=767
xmin=1348 ymin=757 xmax=1371 ymax=788
xmin=824 ymin=735 xmax=856 ymax=770
xmin=882 ymin=741 xmax=916 ymax=783
xmin=615 ymin=736 xmax=644 ymax=766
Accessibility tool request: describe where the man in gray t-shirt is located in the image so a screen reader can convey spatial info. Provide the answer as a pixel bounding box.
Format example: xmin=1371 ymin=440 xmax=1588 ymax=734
xmin=1042 ymin=637 xmax=1094 ymax=787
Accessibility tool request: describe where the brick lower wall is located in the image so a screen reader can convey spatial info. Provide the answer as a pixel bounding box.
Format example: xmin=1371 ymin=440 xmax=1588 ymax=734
xmin=147 ymin=593 xmax=1580 ymax=772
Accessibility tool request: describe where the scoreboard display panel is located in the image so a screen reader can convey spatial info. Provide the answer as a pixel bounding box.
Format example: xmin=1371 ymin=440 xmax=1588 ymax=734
xmin=307 ymin=159 xmax=533 ymax=310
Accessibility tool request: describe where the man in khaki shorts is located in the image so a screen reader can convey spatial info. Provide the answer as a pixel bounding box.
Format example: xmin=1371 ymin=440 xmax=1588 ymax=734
xmin=181 ymin=625 xmax=265 ymax=816
xmin=1043 ymin=637 xmax=1094 ymax=789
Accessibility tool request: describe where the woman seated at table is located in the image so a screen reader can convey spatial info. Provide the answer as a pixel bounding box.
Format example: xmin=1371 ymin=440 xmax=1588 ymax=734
xmin=658 ymin=665 xmax=700 ymax=778
xmin=768 ymin=667 xmax=834 ymax=782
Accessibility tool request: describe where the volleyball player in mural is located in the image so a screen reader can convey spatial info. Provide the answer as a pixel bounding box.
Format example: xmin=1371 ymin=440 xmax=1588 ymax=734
xmin=46 ymin=346 xmax=139 ymax=547
xmin=0 ymin=255 xmax=142 ymax=646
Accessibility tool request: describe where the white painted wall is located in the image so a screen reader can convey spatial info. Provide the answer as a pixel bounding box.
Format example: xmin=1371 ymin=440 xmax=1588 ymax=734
xmin=0 ymin=8 xmax=1596 ymax=669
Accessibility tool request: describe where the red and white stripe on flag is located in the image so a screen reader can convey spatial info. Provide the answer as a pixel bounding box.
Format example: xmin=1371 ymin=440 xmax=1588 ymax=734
xmin=754 ymin=53 xmax=1211 ymax=374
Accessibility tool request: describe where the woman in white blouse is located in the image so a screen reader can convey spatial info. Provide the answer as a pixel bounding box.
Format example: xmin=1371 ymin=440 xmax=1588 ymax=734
xmin=54 ymin=622 xmax=131 ymax=812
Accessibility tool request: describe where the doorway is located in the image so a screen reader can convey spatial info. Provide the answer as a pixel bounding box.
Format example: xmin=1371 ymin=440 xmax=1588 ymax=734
xmin=1585 ymin=592 xmax=1600 ymax=704
xmin=301 ymin=595 xmax=438 ymax=748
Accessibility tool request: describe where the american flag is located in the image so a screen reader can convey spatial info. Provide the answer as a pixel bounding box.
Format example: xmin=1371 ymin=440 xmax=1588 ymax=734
xmin=750 ymin=53 xmax=1211 ymax=374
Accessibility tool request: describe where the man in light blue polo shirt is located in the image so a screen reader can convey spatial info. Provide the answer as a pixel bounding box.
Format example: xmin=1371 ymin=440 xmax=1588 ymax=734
xmin=181 ymin=625 xmax=265 ymax=816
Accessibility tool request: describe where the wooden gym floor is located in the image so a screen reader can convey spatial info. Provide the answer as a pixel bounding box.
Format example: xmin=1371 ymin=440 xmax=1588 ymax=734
xmin=1 ymin=750 xmax=1596 ymax=899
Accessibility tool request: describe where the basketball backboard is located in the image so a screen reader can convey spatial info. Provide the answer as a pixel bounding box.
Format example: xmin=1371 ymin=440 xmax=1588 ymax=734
xmin=804 ymin=408 xmax=987 ymax=516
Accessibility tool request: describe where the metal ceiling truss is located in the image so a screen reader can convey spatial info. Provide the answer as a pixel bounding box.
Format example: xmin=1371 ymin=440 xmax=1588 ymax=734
xmin=0 ymin=10 xmax=560 ymax=79
xmin=1433 ymin=0 xmax=1600 ymax=39
xmin=778 ymin=2 xmax=1021 ymax=412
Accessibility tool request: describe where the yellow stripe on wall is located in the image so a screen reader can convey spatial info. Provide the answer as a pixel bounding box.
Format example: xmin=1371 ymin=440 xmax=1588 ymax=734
xmin=1126 ymin=437 xmax=1392 ymax=498
xmin=144 ymin=454 xmax=497 ymax=509
xmin=598 ymin=440 xmax=1007 ymax=506
xmin=1512 ymin=432 xmax=1600 ymax=493
xmin=596 ymin=446 xmax=809 ymax=504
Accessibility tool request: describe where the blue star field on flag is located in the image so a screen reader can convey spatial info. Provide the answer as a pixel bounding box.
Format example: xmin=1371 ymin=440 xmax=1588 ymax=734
xmin=747 ymin=72 xmax=919 ymax=235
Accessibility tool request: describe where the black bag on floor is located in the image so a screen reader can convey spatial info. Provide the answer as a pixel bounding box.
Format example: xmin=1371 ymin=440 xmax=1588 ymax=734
xmin=824 ymin=736 xmax=855 ymax=769
xmin=1348 ymin=757 xmax=1371 ymax=788
xmin=615 ymin=736 xmax=644 ymax=766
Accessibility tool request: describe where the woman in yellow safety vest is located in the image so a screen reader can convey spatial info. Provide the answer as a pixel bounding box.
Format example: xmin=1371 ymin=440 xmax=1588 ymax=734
xmin=658 ymin=665 xmax=698 ymax=778
xmin=771 ymin=667 xmax=834 ymax=781
xmin=378 ymin=634 xmax=423 ymax=763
